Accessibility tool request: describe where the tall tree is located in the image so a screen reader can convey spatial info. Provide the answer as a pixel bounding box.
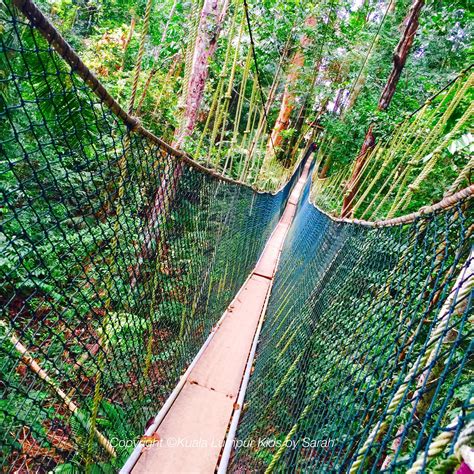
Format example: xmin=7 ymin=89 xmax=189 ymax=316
xmin=341 ymin=0 xmax=424 ymax=217
xmin=263 ymin=16 xmax=317 ymax=160
xmin=175 ymin=0 xmax=230 ymax=146
xmin=132 ymin=0 xmax=230 ymax=284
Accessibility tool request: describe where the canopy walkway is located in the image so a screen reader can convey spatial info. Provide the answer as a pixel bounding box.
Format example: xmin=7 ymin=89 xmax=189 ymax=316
xmin=127 ymin=157 xmax=313 ymax=474
xmin=1 ymin=1 xmax=473 ymax=474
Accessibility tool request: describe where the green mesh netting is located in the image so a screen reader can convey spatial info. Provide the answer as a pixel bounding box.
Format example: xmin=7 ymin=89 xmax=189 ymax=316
xmin=232 ymin=177 xmax=473 ymax=473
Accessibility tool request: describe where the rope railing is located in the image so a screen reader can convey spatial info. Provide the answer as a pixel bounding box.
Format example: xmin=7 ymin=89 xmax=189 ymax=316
xmin=317 ymin=184 xmax=474 ymax=228
xmin=233 ymin=173 xmax=472 ymax=472
xmin=9 ymin=0 xmax=264 ymax=191
xmin=314 ymin=68 xmax=473 ymax=220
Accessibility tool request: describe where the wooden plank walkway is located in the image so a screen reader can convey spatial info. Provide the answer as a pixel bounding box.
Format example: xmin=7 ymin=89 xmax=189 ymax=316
xmin=129 ymin=159 xmax=312 ymax=474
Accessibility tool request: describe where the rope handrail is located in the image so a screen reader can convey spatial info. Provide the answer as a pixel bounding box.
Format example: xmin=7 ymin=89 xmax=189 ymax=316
xmin=234 ymin=167 xmax=472 ymax=473
xmin=403 ymin=62 xmax=473 ymax=122
xmin=2 ymin=1 xmax=312 ymax=470
xmin=312 ymin=184 xmax=473 ymax=228
xmin=242 ymin=0 xmax=278 ymax=156
xmin=314 ymin=68 xmax=473 ymax=220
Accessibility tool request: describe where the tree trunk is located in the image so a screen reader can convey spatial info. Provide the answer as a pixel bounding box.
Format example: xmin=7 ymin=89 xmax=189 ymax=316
xmin=332 ymin=88 xmax=345 ymax=115
xmin=175 ymin=0 xmax=229 ymax=147
xmin=379 ymin=0 xmax=424 ymax=109
xmin=265 ymin=16 xmax=316 ymax=157
xmin=267 ymin=50 xmax=304 ymax=151
xmin=341 ymin=0 xmax=424 ymax=217
xmin=131 ymin=0 xmax=229 ymax=286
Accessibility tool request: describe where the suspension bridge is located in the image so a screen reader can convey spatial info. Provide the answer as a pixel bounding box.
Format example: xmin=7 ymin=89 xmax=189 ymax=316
xmin=0 ymin=0 xmax=472 ymax=473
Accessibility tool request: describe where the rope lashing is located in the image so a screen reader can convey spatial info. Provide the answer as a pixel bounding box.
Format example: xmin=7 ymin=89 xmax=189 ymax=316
xmin=362 ymin=72 xmax=471 ymax=220
xmin=243 ymin=0 xmax=277 ymax=157
xmin=2 ymin=1 xmax=310 ymax=470
xmin=315 ymin=68 xmax=471 ymax=221
xmin=222 ymin=46 xmax=252 ymax=174
xmin=196 ymin=3 xmax=239 ymax=159
xmin=445 ymin=156 xmax=474 ymax=197
xmin=215 ymin=12 xmax=246 ymax=168
xmin=430 ymin=420 xmax=474 ymax=473
xmin=2 ymin=0 xmax=473 ymax=472
xmin=234 ymin=181 xmax=472 ymax=473
xmin=389 ymin=100 xmax=474 ymax=217
xmin=407 ymin=402 xmax=474 ymax=474
xmin=238 ymin=77 xmax=258 ymax=180
xmin=349 ymin=251 xmax=473 ymax=473
xmin=136 ymin=0 xmax=179 ymax=115
xmin=176 ymin=0 xmax=201 ymax=129
xmin=264 ymin=374 xmax=333 ymax=474
xmin=379 ymin=73 xmax=471 ymax=217
xmin=351 ymin=113 xmax=424 ymax=215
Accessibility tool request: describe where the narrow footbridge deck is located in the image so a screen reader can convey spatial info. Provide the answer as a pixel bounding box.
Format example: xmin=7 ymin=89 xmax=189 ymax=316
xmin=126 ymin=159 xmax=312 ymax=473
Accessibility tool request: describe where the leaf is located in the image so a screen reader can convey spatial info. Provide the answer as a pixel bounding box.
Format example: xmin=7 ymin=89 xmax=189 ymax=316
xmin=421 ymin=152 xmax=433 ymax=163
xmin=447 ymin=132 xmax=473 ymax=154
xmin=54 ymin=463 xmax=82 ymax=473
xmin=18 ymin=426 xmax=62 ymax=463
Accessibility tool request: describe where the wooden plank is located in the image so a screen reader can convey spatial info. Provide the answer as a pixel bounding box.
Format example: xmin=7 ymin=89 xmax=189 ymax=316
xmin=188 ymin=275 xmax=271 ymax=396
xmin=132 ymin=382 xmax=234 ymax=474
xmin=281 ymin=203 xmax=297 ymax=224
xmin=253 ymin=243 xmax=280 ymax=278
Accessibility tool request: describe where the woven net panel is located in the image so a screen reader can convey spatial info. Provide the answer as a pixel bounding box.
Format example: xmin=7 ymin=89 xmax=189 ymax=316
xmin=0 ymin=1 xmax=291 ymax=470
xmin=233 ymin=181 xmax=473 ymax=473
